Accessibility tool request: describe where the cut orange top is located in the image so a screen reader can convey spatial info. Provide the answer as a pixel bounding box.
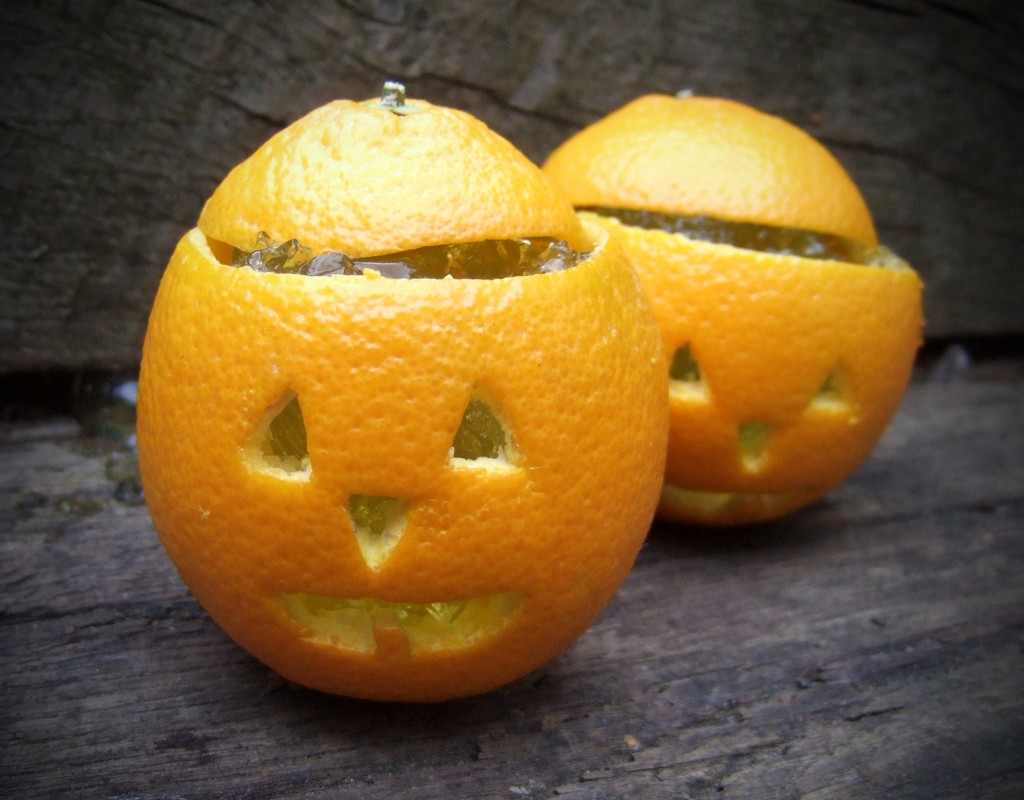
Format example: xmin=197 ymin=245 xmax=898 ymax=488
xmin=542 ymin=94 xmax=878 ymax=246
xmin=200 ymin=97 xmax=588 ymax=257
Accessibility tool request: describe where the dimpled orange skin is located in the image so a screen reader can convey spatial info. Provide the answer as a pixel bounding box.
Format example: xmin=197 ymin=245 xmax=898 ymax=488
xmin=599 ymin=217 xmax=922 ymax=526
xmin=200 ymin=97 xmax=589 ymax=256
xmin=542 ymin=94 xmax=877 ymax=246
xmin=137 ymin=95 xmax=668 ymax=701
xmin=543 ymin=94 xmax=924 ymax=527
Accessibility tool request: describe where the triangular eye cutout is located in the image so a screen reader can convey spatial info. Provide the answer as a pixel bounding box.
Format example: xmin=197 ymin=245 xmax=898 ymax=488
xmin=669 ymin=343 xmax=701 ymax=382
xmin=808 ymin=369 xmax=853 ymax=415
xmin=449 ymin=396 xmax=518 ymax=468
xmin=247 ymin=392 xmax=311 ymax=480
xmin=669 ymin=343 xmax=709 ymax=401
xmin=348 ymin=494 xmax=408 ymax=571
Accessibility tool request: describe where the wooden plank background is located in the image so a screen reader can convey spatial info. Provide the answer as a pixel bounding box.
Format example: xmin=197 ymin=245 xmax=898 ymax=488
xmin=2 ymin=375 xmax=1022 ymax=798
xmin=2 ymin=0 xmax=1023 ymax=372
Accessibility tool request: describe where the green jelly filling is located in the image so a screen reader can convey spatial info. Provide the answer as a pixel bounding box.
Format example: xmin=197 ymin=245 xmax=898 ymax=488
xmin=585 ymin=207 xmax=905 ymax=267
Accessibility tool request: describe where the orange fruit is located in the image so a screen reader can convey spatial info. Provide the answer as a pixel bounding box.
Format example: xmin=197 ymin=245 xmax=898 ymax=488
xmin=137 ymin=85 xmax=668 ymax=701
xmin=543 ymin=93 xmax=924 ymax=526
xmin=199 ymin=84 xmax=590 ymax=258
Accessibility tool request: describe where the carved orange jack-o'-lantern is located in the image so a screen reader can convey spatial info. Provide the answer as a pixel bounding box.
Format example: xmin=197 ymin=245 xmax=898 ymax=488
xmin=544 ymin=94 xmax=924 ymax=526
xmin=137 ymin=87 xmax=667 ymax=701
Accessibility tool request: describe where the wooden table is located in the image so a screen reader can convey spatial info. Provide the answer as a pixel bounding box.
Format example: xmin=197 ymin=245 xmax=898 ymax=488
xmin=2 ymin=374 xmax=1022 ymax=799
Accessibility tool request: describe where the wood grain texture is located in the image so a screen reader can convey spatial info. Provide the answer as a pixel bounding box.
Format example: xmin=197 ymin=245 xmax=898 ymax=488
xmin=2 ymin=378 xmax=1022 ymax=798
xmin=1 ymin=0 xmax=1022 ymax=371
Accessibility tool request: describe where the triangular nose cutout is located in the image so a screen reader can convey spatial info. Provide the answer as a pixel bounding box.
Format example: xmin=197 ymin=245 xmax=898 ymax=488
xmin=347 ymin=495 xmax=408 ymax=571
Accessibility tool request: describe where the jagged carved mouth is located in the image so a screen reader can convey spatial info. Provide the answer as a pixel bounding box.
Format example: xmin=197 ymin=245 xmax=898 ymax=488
xmin=661 ymin=483 xmax=816 ymax=520
xmin=277 ymin=592 xmax=523 ymax=654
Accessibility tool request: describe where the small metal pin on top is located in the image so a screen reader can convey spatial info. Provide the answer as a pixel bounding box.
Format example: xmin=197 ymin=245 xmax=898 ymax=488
xmin=376 ymin=81 xmax=421 ymax=115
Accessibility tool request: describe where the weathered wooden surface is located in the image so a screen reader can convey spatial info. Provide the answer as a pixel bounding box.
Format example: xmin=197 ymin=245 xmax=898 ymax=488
xmin=2 ymin=0 xmax=1023 ymax=372
xmin=2 ymin=375 xmax=1022 ymax=799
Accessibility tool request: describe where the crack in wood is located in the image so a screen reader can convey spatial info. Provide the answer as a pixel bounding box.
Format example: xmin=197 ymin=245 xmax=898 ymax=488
xmin=844 ymin=704 xmax=906 ymax=722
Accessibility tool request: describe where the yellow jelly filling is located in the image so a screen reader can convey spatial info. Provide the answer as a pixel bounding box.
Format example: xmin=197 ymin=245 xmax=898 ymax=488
xmin=224 ymin=232 xmax=586 ymax=278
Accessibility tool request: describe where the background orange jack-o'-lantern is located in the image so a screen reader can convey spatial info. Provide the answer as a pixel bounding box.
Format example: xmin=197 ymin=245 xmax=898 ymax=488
xmin=137 ymin=88 xmax=668 ymax=701
xmin=544 ymin=94 xmax=924 ymax=526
